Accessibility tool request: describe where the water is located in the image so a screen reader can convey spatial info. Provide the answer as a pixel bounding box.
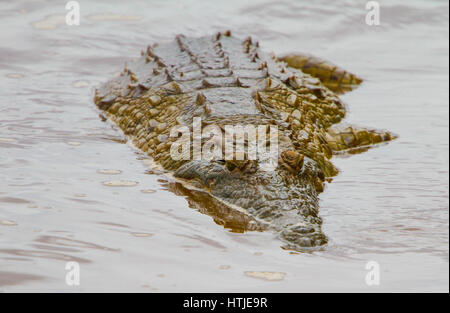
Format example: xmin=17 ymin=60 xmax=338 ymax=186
xmin=0 ymin=0 xmax=448 ymax=292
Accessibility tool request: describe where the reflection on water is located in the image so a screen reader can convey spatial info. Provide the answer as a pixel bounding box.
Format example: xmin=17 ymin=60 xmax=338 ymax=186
xmin=0 ymin=271 xmax=44 ymax=288
xmin=0 ymin=0 xmax=448 ymax=291
xmin=169 ymin=182 xmax=267 ymax=233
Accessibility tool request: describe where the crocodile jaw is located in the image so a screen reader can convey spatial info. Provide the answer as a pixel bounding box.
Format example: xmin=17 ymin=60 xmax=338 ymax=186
xmin=174 ymin=159 xmax=327 ymax=248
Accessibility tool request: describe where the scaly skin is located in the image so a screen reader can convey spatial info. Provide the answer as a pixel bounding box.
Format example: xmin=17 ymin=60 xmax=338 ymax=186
xmin=94 ymin=32 xmax=395 ymax=250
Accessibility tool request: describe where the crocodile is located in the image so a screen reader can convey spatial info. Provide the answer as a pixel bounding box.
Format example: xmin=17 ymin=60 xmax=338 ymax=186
xmin=94 ymin=31 xmax=396 ymax=250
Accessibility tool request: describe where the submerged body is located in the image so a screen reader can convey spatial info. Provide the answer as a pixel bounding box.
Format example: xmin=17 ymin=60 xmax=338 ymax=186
xmin=95 ymin=32 xmax=394 ymax=249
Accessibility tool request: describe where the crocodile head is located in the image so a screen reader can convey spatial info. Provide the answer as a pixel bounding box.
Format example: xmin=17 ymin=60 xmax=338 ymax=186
xmin=173 ymin=149 xmax=328 ymax=249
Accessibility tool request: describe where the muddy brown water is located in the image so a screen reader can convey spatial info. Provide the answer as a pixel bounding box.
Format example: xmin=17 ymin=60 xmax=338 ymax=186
xmin=0 ymin=0 xmax=448 ymax=292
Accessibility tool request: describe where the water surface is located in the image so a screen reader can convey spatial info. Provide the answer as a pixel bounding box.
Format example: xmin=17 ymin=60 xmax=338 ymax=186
xmin=0 ymin=0 xmax=448 ymax=292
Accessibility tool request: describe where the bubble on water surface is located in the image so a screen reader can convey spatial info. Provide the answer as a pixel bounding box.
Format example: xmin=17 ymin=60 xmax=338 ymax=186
xmin=103 ymin=180 xmax=138 ymax=187
xmin=131 ymin=232 xmax=153 ymax=237
xmin=244 ymin=271 xmax=286 ymax=281
xmin=87 ymin=14 xmax=141 ymax=22
xmin=6 ymin=73 xmax=24 ymax=79
xmin=97 ymin=169 xmax=122 ymax=175
xmin=0 ymin=138 xmax=15 ymax=143
xmin=32 ymin=15 xmax=66 ymax=30
xmin=140 ymin=189 xmax=157 ymax=194
xmin=67 ymin=141 xmax=82 ymax=146
xmin=73 ymin=80 xmax=89 ymax=88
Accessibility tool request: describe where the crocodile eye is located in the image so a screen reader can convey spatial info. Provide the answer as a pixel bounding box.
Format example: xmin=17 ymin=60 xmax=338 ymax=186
xmin=225 ymin=161 xmax=237 ymax=172
xmin=225 ymin=160 xmax=258 ymax=174
xmin=280 ymin=150 xmax=304 ymax=174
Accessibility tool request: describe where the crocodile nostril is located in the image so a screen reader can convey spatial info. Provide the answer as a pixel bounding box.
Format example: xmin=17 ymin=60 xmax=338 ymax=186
xmin=291 ymin=225 xmax=315 ymax=234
